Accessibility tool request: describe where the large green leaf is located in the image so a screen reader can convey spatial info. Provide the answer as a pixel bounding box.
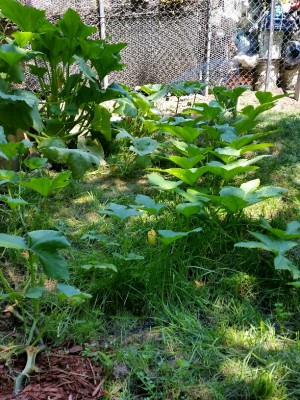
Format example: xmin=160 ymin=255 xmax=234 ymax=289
xmin=20 ymin=171 xmax=71 ymax=197
xmin=134 ymin=194 xmax=167 ymax=215
xmin=207 ymin=194 xmax=249 ymax=214
xmin=208 ymin=179 xmax=287 ymax=212
xmin=92 ymin=105 xmax=111 ymax=141
xmin=176 ymin=188 xmax=210 ymax=203
xmin=40 ymin=146 xmax=101 ymax=179
xmin=168 ymin=155 xmax=205 ymax=168
xmin=176 ymin=202 xmax=208 ymax=218
xmin=150 ymin=167 xmax=207 ymax=186
xmin=255 ymin=91 xmax=286 ymax=105
xmin=235 ymin=232 xmax=297 ymax=256
xmin=0 ymin=140 xmax=31 ymax=160
xmin=0 ymin=195 xmax=28 ymax=209
xmin=74 ymin=55 xmax=97 ymax=82
xmin=186 ymin=102 xmax=223 ymax=121
xmin=89 ymin=42 xmax=126 ymax=81
xmin=0 ymin=0 xmax=52 ymax=32
xmin=28 ymin=230 xmax=70 ymax=280
xmin=98 ymin=203 xmax=143 ymax=221
xmin=222 ymin=131 xmax=273 ymax=149
xmin=260 ymin=219 xmax=300 ymax=240
xmin=114 ymin=98 xmax=138 ymax=118
xmin=56 ymin=283 xmax=92 ymax=299
xmin=169 ymin=81 xmax=206 ymax=97
xmin=158 ymin=227 xmax=202 ymax=244
xmin=12 ymin=32 xmax=35 ymax=47
xmin=57 ymin=8 xmax=96 ymax=42
xmin=147 ymin=173 xmax=183 ymax=191
xmin=153 ymin=124 xmax=202 ymax=143
xmin=0 ymin=90 xmax=43 ymax=132
xmin=20 ymin=177 xmax=54 ymax=197
xmin=171 ymin=140 xmax=210 ymax=158
xmin=0 ymin=233 xmax=27 ymax=250
xmin=130 ymin=137 xmax=159 ymax=156
xmin=211 ymin=147 xmax=241 ymax=164
xmin=274 ymin=255 xmax=300 ymax=279
xmin=24 ymin=157 xmax=48 ymax=170
xmin=216 ymin=124 xmax=237 ymax=143
xmin=140 ymin=83 xmax=168 ymax=101
xmin=205 ymin=156 xmax=268 ymax=181
xmin=0 ymin=169 xmax=17 ymax=184
xmin=249 ymin=232 xmax=297 ymax=255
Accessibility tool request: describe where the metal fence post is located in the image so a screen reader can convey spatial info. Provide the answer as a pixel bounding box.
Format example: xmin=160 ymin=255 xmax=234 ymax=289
xmin=98 ymin=0 xmax=109 ymax=87
xmin=205 ymin=0 xmax=212 ymax=97
xmin=265 ymin=0 xmax=275 ymax=91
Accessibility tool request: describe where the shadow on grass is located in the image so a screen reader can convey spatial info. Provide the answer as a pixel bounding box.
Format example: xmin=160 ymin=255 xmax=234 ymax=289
xmin=255 ymin=111 xmax=300 ymax=196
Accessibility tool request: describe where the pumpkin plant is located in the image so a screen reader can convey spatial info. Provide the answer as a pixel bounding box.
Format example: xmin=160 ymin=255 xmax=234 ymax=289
xmin=142 ymin=88 xmax=287 ymax=224
xmin=0 ymin=0 xmax=128 ymax=177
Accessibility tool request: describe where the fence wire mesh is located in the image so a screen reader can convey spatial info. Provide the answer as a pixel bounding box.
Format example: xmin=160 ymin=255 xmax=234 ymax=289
xmin=17 ymin=0 xmax=300 ymax=92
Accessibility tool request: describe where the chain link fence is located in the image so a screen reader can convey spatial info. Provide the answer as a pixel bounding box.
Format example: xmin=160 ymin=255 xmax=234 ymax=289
xmin=18 ymin=0 xmax=300 ymax=92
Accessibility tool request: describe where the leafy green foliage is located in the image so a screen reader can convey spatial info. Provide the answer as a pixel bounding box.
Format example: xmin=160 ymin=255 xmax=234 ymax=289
xmin=147 ymin=173 xmax=183 ymax=191
xmin=158 ymin=227 xmax=202 ymax=244
xmin=0 ymin=233 xmax=27 ymax=249
xmin=98 ymin=203 xmax=144 ymax=221
xmin=20 ymin=171 xmax=71 ymax=197
xmin=235 ymin=220 xmax=300 ymax=282
xmin=203 ymin=179 xmax=287 ymax=213
xmin=28 ymin=230 xmax=70 ymax=280
xmin=133 ymin=194 xmax=167 ymax=216
xmin=0 ymin=0 xmax=127 ymax=173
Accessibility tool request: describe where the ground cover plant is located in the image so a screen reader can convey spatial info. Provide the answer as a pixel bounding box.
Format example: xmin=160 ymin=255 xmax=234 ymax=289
xmin=1 ymin=1 xmax=300 ymax=399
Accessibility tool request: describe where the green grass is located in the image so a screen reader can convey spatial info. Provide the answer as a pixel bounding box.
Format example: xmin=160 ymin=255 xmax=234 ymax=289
xmin=1 ymin=109 xmax=300 ymax=399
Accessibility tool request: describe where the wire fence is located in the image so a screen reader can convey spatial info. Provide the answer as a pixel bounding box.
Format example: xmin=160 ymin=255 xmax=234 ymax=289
xmin=19 ymin=0 xmax=300 ymax=93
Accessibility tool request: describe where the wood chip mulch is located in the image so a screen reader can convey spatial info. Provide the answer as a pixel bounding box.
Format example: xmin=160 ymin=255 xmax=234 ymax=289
xmin=0 ymin=346 xmax=105 ymax=400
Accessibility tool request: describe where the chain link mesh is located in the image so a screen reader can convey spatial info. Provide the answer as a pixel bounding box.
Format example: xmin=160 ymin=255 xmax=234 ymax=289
xmin=16 ymin=0 xmax=300 ymax=92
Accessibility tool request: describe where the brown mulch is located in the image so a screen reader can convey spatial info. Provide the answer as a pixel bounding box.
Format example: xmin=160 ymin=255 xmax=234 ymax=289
xmin=0 ymin=345 xmax=105 ymax=400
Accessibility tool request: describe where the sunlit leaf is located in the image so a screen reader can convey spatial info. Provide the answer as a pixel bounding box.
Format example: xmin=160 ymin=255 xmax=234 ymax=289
xmin=168 ymin=155 xmax=205 ymax=168
xmin=130 ymin=137 xmax=159 ymax=156
xmin=134 ymin=194 xmax=167 ymax=215
xmin=147 ymin=173 xmax=183 ymax=191
xmin=150 ymin=167 xmax=207 ymax=186
xmin=0 ymin=233 xmax=27 ymax=250
xmin=57 ymin=283 xmax=92 ymax=298
xmin=24 ymin=157 xmax=48 ymax=170
xmin=176 ymin=202 xmax=208 ymax=218
xmin=20 ymin=171 xmax=71 ymax=197
xmin=158 ymin=227 xmax=202 ymax=244
xmin=98 ymin=203 xmax=143 ymax=221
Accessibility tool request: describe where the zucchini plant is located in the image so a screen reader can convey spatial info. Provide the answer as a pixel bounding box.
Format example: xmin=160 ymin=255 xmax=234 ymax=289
xmin=141 ymin=89 xmax=286 ymax=225
xmin=0 ymin=0 xmax=128 ymax=177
